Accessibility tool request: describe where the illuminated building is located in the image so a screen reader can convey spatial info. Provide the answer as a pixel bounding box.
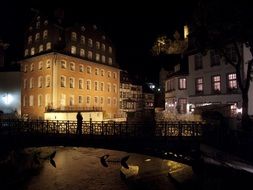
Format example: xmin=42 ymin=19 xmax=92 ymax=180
xmin=165 ymin=44 xmax=253 ymax=117
xmin=20 ymin=12 xmax=120 ymax=120
xmin=119 ymin=71 xmax=154 ymax=118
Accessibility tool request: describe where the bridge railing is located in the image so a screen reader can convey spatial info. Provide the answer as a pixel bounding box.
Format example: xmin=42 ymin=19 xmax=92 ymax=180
xmin=0 ymin=119 xmax=203 ymax=137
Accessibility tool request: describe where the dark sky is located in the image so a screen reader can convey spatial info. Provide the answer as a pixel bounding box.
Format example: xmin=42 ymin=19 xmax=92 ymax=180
xmin=0 ymin=0 xmax=198 ymax=82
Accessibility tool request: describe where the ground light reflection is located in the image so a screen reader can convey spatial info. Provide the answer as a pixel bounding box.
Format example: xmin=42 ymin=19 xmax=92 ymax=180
xmin=1 ymin=147 xmax=194 ymax=190
xmin=4 ymin=147 xmax=251 ymax=190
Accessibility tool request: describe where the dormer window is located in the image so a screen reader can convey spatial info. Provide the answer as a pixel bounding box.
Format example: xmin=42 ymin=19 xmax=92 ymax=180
xmin=28 ymin=36 xmax=32 ymax=44
xmin=88 ymin=38 xmax=93 ymax=47
xmin=81 ymin=26 xmax=85 ymax=32
xmin=36 ymin=21 xmax=40 ymax=29
xmin=35 ymin=33 xmax=40 ymax=41
xmin=71 ymin=32 xmax=77 ymax=41
xmin=43 ymin=30 xmax=48 ymax=39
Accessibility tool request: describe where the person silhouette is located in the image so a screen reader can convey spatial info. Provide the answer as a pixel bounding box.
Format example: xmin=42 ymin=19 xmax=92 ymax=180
xmin=76 ymin=111 xmax=83 ymax=136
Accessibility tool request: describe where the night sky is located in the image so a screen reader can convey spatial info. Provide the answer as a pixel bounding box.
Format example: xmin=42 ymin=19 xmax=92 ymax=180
xmin=0 ymin=0 xmax=198 ymax=82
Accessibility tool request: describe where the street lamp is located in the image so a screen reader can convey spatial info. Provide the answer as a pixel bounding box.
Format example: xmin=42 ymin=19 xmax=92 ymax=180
xmin=2 ymin=93 xmax=13 ymax=105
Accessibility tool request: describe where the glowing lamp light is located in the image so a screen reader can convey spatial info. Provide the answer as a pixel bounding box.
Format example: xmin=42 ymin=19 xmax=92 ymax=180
xmin=236 ymin=108 xmax=242 ymax=114
xmin=2 ymin=94 xmax=13 ymax=105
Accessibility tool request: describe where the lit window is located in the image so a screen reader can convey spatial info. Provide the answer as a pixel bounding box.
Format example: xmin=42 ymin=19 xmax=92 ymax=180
xmin=95 ymin=68 xmax=99 ymax=75
xmin=38 ymin=76 xmax=43 ymax=88
xmin=212 ymin=75 xmax=221 ymax=93
xmin=23 ymin=95 xmax=27 ymax=107
xmin=23 ymin=79 xmax=27 ymax=89
xmin=230 ymin=102 xmax=237 ymax=116
xmin=94 ymin=81 xmax=98 ymax=91
xmin=46 ymin=42 xmax=51 ymax=50
xmin=78 ymin=96 xmax=83 ymax=104
xmin=61 ymin=60 xmax=67 ymax=69
xmin=46 ymin=59 xmax=51 ymax=68
xmin=227 ymin=73 xmax=237 ymax=91
xmin=108 ymin=57 xmax=112 ymax=65
xmin=29 ymin=78 xmax=33 ymax=88
xmin=113 ymin=84 xmax=117 ymax=93
xmin=70 ymin=62 xmax=75 ymax=71
xmin=178 ymin=98 xmax=187 ymax=114
xmin=86 ymin=80 xmax=91 ymax=90
xmin=28 ymin=36 xmax=32 ymax=44
xmin=70 ymin=77 xmax=75 ymax=88
xmin=94 ymin=96 xmax=98 ymax=105
xmin=39 ymin=45 xmax=43 ymax=52
xmin=31 ymin=47 xmax=35 ymax=55
xmin=87 ymin=66 xmax=91 ymax=74
xmin=29 ymin=95 xmax=34 ymax=106
xmin=113 ymin=72 xmax=117 ymax=79
xmin=109 ymin=46 xmax=112 ymax=53
xmin=102 ymin=43 xmax=105 ymax=51
xmin=70 ymin=95 xmax=74 ymax=106
xmin=46 ymin=75 xmax=51 ymax=87
xmin=108 ymin=71 xmax=111 ymax=78
xmin=61 ymin=76 xmax=66 ymax=87
xmin=79 ymin=65 xmax=84 ymax=72
xmin=195 ymin=78 xmax=203 ymax=94
xmin=38 ymin=61 xmax=43 ymax=70
xmin=79 ymin=79 xmax=84 ymax=89
xmin=86 ymin=96 xmax=91 ymax=104
xmin=81 ymin=35 xmax=85 ymax=44
xmin=107 ymin=83 xmax=111 ymax=92
xmin=179 ymin=78 xmax=186 ymax=90
xmin=95 ymin=53 xmax=100 ymax=61
xmin=71 ymin=32 xmax=77 ymax=41
xmin=96 ymin=41 xmax=100 ymax=49
xmin=88 ymin=51 xmax=92 ymax=59
xmin=102 ymin=55 xmax=106 ymax=63
xmin=43 ymin=30 xmax=48 ymax=39
xmin=36 ymin=21 xmax=40 ymax=29
xmin=100 ymin=97 xmax=104 ymax=105
xmin=80 ymin=49 xmax=85 ymax=57
xmin=24 ymin=49 xmax=29 ymax=57
xmin=101 ymin=69 xmax=104 ymax=76
xmin=100 ymin=82 xmax=104 ymax=91
xmin=71 ymin=46 xmax=76 ymax=54
xmin=88 ymin=38 xmax=93 ymax=47
xmin=38 ymin=95 xmax=43 ymax=107
xmin=30 ymin=63 xmax=34 ymax=71
xmin=35 ymin=33 xmax=40 ymax=41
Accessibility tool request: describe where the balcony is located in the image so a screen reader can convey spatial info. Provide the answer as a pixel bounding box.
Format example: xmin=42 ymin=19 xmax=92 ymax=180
xmin=45 ymin=106 xmax=102 ymax=112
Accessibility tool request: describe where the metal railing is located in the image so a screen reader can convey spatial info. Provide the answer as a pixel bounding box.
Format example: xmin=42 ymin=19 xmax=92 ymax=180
xmin=0 ymin=119 xmax=203 ymax=137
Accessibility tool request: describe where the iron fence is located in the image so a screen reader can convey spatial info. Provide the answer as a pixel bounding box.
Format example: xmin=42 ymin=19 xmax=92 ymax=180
xmin=0 ymin=119 xmax=203 ymax=137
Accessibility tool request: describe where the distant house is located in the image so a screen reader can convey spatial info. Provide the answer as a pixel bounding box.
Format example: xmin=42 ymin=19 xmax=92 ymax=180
xmin=164 ymin=43 xmax=253 ymax=118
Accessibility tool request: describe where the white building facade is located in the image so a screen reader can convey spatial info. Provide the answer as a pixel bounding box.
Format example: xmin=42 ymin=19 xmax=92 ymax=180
xmin=165 ymin=44 xmax=253 ymax=117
